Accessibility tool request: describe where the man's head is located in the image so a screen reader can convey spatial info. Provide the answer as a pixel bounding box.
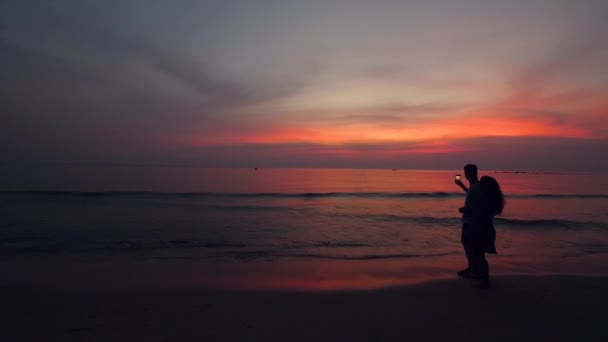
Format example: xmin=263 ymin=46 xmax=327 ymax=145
xmin=464 ymin=164 xmax=478 ymax=182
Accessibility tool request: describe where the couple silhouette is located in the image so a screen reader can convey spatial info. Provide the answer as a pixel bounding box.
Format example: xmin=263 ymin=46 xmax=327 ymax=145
xmin=454 ymin=164 xmax=504 ymax=288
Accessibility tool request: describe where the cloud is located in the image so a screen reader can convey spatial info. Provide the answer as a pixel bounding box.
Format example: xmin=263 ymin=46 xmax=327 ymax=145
xmin=0 ymin=6 xmax=319 ymax=164
xmin=447 ymin=29 xmax=608 ymax=140
xmin=151 ymin=136 xmax=608 ymax=172
xmin=1 ymin=0 xmax=607 ymax=171
xmin=1 ymin=12 xmax=311 ymax=110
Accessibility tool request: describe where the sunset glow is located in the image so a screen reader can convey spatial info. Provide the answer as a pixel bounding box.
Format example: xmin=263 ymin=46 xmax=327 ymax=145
xmin=1 ymin=0 xmax=607 ymax=171
xmin=178 ymin=112 xmax=594 ymax=146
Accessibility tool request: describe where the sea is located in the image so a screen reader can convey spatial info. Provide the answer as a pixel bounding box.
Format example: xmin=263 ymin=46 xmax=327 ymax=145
xmin=1 ymin=167 xmax=608 ymax=290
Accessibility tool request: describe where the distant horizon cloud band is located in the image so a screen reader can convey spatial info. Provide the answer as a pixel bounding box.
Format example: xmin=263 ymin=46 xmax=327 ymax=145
xmin=1 ymin=0 xmax=607 ymax=172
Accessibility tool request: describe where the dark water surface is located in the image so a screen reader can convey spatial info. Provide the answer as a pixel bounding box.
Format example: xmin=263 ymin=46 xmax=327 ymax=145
xmin=1 ymin=167 xmax=607 ymax=289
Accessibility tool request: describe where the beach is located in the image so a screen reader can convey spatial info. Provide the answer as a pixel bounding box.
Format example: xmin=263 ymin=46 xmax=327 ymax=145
xmin=2 ymin=168 xmax=607 ymax=340
xmin=4 ymin=0 xmax=608 ymax=339
xmin=2 ymin=276 xmax=606 ymax=341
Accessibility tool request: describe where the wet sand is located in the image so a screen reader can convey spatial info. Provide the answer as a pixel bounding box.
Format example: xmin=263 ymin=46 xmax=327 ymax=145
xmin=2 ymin=276 xmax=606 ymax=341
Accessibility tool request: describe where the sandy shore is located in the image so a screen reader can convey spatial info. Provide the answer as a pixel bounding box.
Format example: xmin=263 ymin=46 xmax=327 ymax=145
xmin=2 ymin=276 xmax=606 ymax=342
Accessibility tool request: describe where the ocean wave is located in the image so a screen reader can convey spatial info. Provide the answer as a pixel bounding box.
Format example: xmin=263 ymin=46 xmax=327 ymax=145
xmin=184 ymin=249 xmax=458 ymax=261
xmin=151 ymin=251 xmax=461 ymax=261
xmin=494 ymin=218 xmax=595 ymax=228
xmin=0 ymin=238 xmax=248 ymax=254
xmin=291 ymin=252 xmax=458 ymax=260
xmin=0 ymin=190 xmax=463 ymax=198
xmin=526 ymin=194 xmax=608 ymax=199
xmin=348 ymin=214 xmax=608 ymax=230
xmin=4 ymin=190 xmax=608 ymax=199
xmin=0 ymin=238 xmax=380 ymax=255
xmin=313 ymin=242 xmax=374 ymax=248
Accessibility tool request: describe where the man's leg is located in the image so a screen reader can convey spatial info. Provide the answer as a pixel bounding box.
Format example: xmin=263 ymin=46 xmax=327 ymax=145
xmin=464 ymin=233 xmax=487 ymax=276
xmin=460 ymin=225 xmax=473 ymax=275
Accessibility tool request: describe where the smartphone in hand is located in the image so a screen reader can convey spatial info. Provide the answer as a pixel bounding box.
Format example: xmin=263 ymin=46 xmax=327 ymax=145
xmin=455 ymin=174 xmax=461 ymax=182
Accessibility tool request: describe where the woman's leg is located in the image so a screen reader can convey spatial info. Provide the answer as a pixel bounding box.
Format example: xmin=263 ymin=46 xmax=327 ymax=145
xmin=485 ymin=223 xmax=497 ymax=254
xmin=474 ymin=250 xmax=490 ymax=288
xmin=478 ymin=251 xmax=489 ymax=277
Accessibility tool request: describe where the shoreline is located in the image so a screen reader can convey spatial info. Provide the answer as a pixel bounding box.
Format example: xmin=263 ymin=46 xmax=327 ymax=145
xmin=3 ymin=252 xmax=608 ymax=291
xmin=2 ymin=275 xmax=606 ymax=341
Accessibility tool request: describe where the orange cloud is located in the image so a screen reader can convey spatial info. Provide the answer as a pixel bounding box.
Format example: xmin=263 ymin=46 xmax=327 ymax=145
xmin=175 ymin=84 xmax=606 ymax=149
xmin=175 ymin=112 xmax=593 ymax=149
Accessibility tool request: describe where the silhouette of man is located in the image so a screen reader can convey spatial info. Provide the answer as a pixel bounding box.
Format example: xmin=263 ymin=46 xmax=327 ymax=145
xmin=454 ymin=164 xmax=488 ymax=284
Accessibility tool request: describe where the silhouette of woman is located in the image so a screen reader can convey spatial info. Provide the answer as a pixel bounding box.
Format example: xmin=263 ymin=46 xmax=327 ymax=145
xmin=468 ymin=176 xmax=504 ymax=287
xmin=480 ymin=176 xmax=503 ymax=252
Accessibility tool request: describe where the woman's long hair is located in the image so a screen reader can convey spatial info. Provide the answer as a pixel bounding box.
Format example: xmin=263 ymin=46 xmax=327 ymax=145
xmin=480 ymin=176 xmax=505 ymax=216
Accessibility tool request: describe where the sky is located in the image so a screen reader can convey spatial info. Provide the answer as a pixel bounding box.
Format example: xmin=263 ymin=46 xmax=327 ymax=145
xmin=1 ymin=0 xmax=607 ymax=172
